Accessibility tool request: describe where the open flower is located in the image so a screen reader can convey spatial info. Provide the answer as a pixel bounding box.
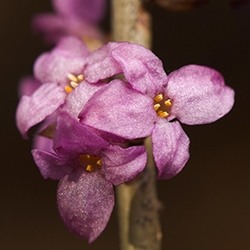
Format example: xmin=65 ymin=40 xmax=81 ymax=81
xmin=33 ymin=0 xmax=106 ymax=46
xmin=32 ymin=112 xmax=147 ymax=242
xmin=78 ymin=42 xmax=235 ymax=179
xmin=16 ymin=36 xmax=106 ymax=137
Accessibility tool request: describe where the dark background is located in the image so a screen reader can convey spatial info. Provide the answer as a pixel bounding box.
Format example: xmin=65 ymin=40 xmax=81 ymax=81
xmin=1 ymin=0 xmax=250 ymax=249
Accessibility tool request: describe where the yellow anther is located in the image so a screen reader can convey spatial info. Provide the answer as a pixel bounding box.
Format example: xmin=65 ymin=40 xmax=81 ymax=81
xmin=153 ymin=103 xmax=161 ymax=111
xmin=64 ymin=86 xmax=73 ymax=93
xmin=77 ymin=74 xmax=84 ymax=81
xmin=164 ymin=99 xmax=172 ymax=107
xmin=86 ymin=164 xmax=94 ymax=172
xmin=96 ymin=159 xmax=102 ymax=166
xmin=157 ymin=110 xmax=169 ymax=118
xmin=67 ymin=73 xmax=78 ymax=82
xmin=154 ymin=93 xmax=163 ymax=102
xmin=70 ymin=81 xmax=79 ymax=88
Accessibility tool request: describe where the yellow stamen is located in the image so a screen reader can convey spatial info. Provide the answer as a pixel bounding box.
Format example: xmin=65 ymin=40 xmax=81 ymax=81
xmin=86 ymin=164 xmax=94 ymax=172
xmin=164 ymin=99 xmax=172 ymax=107
xmin=64 ymin=86 xmax=73 ymax=93
xmin=153 ymin=103 xmax=161 ymax=111
xmin=67 ymin=73 xmax=78 ymax=82
xmin=157 ymin=110 xmax=169 ymax=118
xmin=77 ymin=74 xmax=84 ymax=81
xmin=96 ymin=159 xmax=102 ymax=166
xmin=70 ymin=81 xmax=79 ymax=88
xmin=154 ymin=93 xmax=163 ymax=102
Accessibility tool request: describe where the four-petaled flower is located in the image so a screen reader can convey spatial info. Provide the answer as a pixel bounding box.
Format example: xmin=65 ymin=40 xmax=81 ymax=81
xmin=32 ymin=112 xmax=147 ymax=242
xmin=77 ymin=42 xmax=235 ymax=179
xmin=16 ymin=36 xmax=107 ymax=137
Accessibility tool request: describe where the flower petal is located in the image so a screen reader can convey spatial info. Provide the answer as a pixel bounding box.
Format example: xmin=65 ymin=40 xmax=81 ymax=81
xmin=53 ymin=0 xmax=106 ymax=23
xmin=152 ymin=120 xmax=190 ymax=179
xmin=16 ymin=83 xmax=66 ymax=136
xmin=32 ymin=149 xmax=72 ymax=180
xmin=103 ymin=145 xmax=147 ymax=185
xmin=34 ymin=37 xmax=88 ymax=85
xmin=54 ymin=111 xmax=109 ymax=157
xmin=110 ymin=42 xmax=167 ymax=96
xmin=166 ymin=65 xmax=235 ymax=124
xmin=79 ymin=80 xmax=156 ymax=139
xmin=18 ymin=76 xmax=41 ymax=97
xmin=85 ymin=42 xmax=167 ymax=96
xmin=63 ymin=81 xmax=104 ymax=117
xmin=57 ymin=169 xmax=114 ymax=243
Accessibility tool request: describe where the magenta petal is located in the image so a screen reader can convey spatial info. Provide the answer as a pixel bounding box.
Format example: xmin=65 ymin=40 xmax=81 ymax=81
xmin=85 ymin=42 xmax=167 ymax=96
xmin=32 ymin=14 xmax=67 ymax=44
xmin=103 ymin=145 xmax=147 ymax=185
xmin=166 ymin=65 xmax=235 ymax=125
xmin=152 ymin=120 xmax=190 ymax=179
xmin=33 ymin=135 xmax=53 ymax=152
xmin=18 ymin=76 xmax=41 ymax=97
xmin=57 ymin=169 xmax=114 ymax=243
xmin=79 ymin=80 xmax=156 ymax=139
xmin=84 ymin=43 xmax=122 ymax=83
xmin=63 ymin=81 xmax=104 ymax=117
xmin=16 ymin=83 xmax=66 ymax=136
xmin=54 ymin=112 xmax=109 ymax=157
xmin=110 ymin=42 xmax=167 ymax=96
xmin=32 ymin=149 xmax=72 ymax=180
xmin=53 ymin=0 xmax=106 ymax=23
xmin=34 ymin=37 xmax=88 ymax=85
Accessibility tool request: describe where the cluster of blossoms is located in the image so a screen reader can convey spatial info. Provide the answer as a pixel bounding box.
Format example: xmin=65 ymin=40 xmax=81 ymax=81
xmin=16 ymin=0 xmax=234 ymax=244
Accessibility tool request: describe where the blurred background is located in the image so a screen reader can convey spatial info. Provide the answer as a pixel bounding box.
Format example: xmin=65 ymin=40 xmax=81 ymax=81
xmin=1 ymin=0 xmax=250 ymax=249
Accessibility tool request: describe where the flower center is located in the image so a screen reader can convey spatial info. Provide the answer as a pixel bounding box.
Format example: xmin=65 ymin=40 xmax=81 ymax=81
xmin=153 ymin=93 xmax=172 ymax=118
xmin=64 ymin=73 xmax=84 ymax=93
xmin=79 ymin=154 xmax=102 ymax=173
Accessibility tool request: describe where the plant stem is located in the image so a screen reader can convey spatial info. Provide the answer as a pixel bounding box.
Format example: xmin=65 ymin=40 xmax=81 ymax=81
xmin=112 ymin=2 xmax=162 ymax=249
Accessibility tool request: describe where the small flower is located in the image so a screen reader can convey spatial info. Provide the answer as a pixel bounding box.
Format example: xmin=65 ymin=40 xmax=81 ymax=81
xmin=16 ymin=36 xmax=105 ymax=137
xmin=33 ymin=0 xmax=106 ymax=47
xmin=32 ymin=112 xmax=147 ymax=242
xmin=78 ymin=42 xmax=235 ymax=179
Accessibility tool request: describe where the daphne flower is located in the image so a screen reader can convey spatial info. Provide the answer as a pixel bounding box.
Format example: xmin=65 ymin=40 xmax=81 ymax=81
xmin=78 ymin=42 xmax=235 ymax=179
xmin=32 ymin=112 xmax=147 ymax=242
xmin=33 ymin=0 xmax=106 ymax=46
xmin=16 ymin=36 xmax=106 ymax=137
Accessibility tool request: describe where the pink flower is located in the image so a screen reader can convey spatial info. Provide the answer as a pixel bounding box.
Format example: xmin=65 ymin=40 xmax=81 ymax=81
xmin=16 ymin=36 xmax=105 ymax=137
xmin=77 ymin=42 xmax=235 ymax=179
xmin=33 ymin=0 xmax=106 ymax=44
xmin=32 ymin=112 xmax=147 ymax=242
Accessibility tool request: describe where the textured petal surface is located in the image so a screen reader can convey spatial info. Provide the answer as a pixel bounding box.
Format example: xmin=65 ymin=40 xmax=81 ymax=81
xmin=79 ymin=80 xmax=156 ymax=139
xmin=152 ymin=120 xmax=190 ymax=179
xmin=110 ymin=42 xmax=167 ymax=96
xmin=63 ymin=81 xmax=104 ymax=117
xmin=103 ymin=145 xmax=147 ymax=185
xmin=85 ymin=42 xmax=167 ymax=96
xmin=32 ymin=149 xmax=73 ymax=180
xmin=53 ymin=0 xmax=106 ymax=23
xmin=16 ymin=83 xmax=66 ymax=136
xmin=84 ymin=43 xmax=122 ymax=82
xmin=34 ymin=37 xmax=88 ymax=85
xmin=18 ymin=76 xmax=41 ymax=97
xmin=166 ymin=65 xmax=235 ymax=124
xmin=54 ymin=112 xmax=109 ymax=157
xmin=57 ymin=169 xmax=114 ymax=243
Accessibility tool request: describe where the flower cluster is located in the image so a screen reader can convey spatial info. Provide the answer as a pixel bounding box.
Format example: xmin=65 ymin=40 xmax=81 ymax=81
xmin=16 ymin=0 xmax=234 ymax=243
xmin=16 ymin=36 xmax=234 ymax=242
